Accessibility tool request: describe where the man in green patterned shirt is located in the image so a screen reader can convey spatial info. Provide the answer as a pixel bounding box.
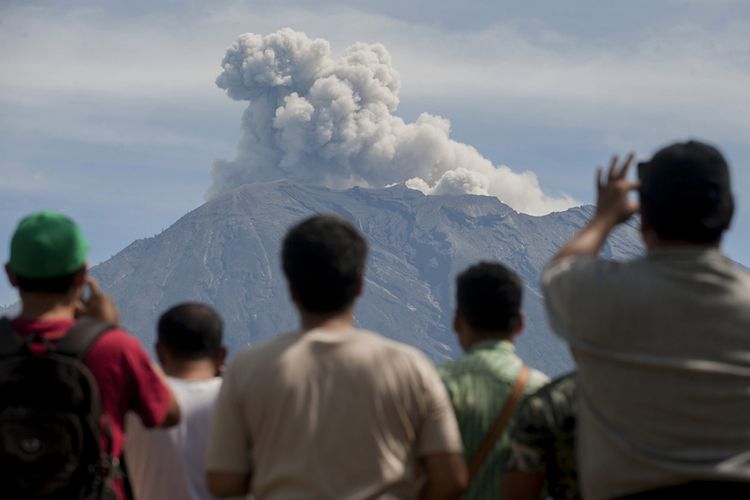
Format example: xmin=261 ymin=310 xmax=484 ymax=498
xmin=439 ymin=262 xmax=548 ymax=499
xmin=502 ymin=372 xmax=579 ymax=500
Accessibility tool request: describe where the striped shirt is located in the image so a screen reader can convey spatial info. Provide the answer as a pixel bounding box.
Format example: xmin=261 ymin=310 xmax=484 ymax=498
xmin=439 ymin=339 xmax=548 ymax=500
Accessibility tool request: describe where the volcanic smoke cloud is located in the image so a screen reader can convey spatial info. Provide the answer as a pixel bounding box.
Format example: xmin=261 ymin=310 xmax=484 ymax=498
xmin=209 ymin=28 xmax=576 ymax=215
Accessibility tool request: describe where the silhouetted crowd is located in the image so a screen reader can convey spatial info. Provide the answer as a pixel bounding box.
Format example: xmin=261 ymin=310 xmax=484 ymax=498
xmin=1 ymin=139 xmax=748 ymax=500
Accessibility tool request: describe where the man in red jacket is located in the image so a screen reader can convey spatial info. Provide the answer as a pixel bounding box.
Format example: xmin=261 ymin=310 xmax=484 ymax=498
xmin=3 ymin=210 xmax=181 ymax=499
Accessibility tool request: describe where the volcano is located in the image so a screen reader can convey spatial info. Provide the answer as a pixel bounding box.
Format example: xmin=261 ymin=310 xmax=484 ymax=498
xmin=90 ymin=181 xmax=642 ymax=376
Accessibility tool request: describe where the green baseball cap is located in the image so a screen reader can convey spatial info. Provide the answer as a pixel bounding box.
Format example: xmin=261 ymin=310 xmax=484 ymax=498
xmin=8 ymin=210 xmax=89 ymax=279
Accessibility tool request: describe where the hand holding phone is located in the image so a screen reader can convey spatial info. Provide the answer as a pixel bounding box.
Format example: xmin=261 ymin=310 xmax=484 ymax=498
xmin=75 ymin=276 xmax=121 ymax=325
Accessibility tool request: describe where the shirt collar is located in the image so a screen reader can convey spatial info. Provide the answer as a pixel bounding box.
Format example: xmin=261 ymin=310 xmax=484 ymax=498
xmin=647 ymin=245 xmax=723 ymax=260
xmin=467 ymin=338 xmax=515 ymax=354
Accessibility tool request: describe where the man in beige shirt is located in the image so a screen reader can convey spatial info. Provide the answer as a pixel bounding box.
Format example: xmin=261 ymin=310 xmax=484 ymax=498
xmin=543 ymin=141 xmax=750 ymax=499
xmin=206 ymin=215 xmax=467 ymax=499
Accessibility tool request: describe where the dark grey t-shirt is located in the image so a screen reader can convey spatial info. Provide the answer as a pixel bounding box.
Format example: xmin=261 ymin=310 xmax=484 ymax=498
xmin=543 ymin=247 xmax=750 ymax=499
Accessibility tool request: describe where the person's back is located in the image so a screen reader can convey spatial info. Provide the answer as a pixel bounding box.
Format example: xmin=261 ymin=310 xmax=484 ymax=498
xmin=127 ymin=377 xmax=224 ymax=499
xmin=125 ymin=303 xmax=229 ymax=500
xmin=220 ymin=327 xmax=456 ymax=498
xmin=502 ymin=373 xmax=579 ymax=500
xmin=1 ymin=211 xmax=180 ymax=500
xmin=543 ymin=141 xmax=750 ymax=498
xmin=206 ymin=215 xmax=467 ymax=499
xmin=438 ymin=262 xmax=547 ymax=499
xmin=546 ymin=248 xmax=750 ymax=497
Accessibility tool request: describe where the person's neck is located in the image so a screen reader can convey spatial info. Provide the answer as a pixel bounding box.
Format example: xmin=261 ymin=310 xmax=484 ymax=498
xmin=645 ymin=239 xmax=721 ymax=252
xmin=18 ymin=293 xmax=77 ymax=321
xmin=299 ymin=307 xmax=355 ymax=332
xmin=162 ymin=360 xmax=218 ymax=381
xmin=642 ymin=230 xmax=721 ymax=252
xmin=461 ymin=330 xmax=513 ymax=351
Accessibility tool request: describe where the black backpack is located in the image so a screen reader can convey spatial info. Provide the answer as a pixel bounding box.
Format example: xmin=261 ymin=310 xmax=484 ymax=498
xmin=0 ymin=316 xmax=117 ymax=500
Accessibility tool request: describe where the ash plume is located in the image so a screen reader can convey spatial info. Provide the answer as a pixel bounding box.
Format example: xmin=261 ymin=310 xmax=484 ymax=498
xmin=209 ymin=28 xmax=576 ymax=215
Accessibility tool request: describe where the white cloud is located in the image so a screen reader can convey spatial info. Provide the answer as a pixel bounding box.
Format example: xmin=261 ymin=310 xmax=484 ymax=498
xmin=209 ymin=28 xmax=576 ymax=215
xmin=4 ymin=4 xmax=747 ymax=116
xmin=3 ymin=3 xmax=748 ymax=140
xmin=1 ymin=1 xmax=748 ymax=211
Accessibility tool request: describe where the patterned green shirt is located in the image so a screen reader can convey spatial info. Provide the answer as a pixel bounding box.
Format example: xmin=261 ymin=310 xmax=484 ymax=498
xmin=438 ymin=340 xmax=548 ymax=500
xmin=504 ymin=373 xmax=579 ymax=500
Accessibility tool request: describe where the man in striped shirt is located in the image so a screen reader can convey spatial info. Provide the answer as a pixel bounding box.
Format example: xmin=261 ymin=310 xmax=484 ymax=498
xmin=439 ymin=262 xmax=548 ymax=499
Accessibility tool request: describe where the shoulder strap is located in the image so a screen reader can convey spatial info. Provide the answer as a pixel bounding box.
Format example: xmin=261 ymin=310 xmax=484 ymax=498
xmin=55 ymin=317 xmax=114 ymax=359
xmin=467 ymin=364 xmax=530 ymax=482
xmin=0 ymin=316 xmax=24 ymax=356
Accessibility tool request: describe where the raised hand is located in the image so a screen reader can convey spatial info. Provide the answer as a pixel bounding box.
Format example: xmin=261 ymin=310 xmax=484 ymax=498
xmin=549 ymin=151 xmax=640 ymax=264
xmin=595 ymin=153 xmax=640 ymax=227
xmin=75 ymin=276 xmax=121 ymax=326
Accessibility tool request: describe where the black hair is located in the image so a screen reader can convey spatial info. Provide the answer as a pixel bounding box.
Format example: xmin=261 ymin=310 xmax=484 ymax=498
xmin=15 ymin=268 xmax=82 ymax=294
xmin=456 ymin=261 xmax=522 ymax=338
xmin=157 ymin=303 xmax=224 ymax=361
xmin=639 ymin=140 xmax=734 ymax=244
xmin=282 ymin=215 xmax=368 ymax=313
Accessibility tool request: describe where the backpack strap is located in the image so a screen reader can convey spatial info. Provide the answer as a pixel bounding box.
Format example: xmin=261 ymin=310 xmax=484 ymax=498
xmin=55 ymin=317 xmax=114 ymax=359
xmin=467 ymin=364 xmax=530 ymax=482
xmin=0 ymin=316 xmax=24 ymax=356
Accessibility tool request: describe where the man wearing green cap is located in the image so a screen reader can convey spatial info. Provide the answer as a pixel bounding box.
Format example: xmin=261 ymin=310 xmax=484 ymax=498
xmin=3 ymin=210 xmax=181 ymax=500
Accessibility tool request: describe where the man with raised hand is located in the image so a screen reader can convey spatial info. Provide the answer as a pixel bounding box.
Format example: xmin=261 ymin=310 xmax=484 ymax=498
xmin=439 ymin=261 xmax=548 ymax=499
xmin=125 ymin=302 xmax=230 ymax=500
xmin=206 ymin=214 xmax=467 ymax=499
xmin=543 ymin=141 xmax=750 ymax=498
xmin=1 ymin=210 xmax=180 ymax=500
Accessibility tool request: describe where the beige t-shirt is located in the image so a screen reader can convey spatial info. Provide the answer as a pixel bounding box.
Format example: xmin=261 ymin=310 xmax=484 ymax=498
xmin=543 ymin=248 xmax=750 ymax=499
xmin=206 ymin=327 xmax=463 ymax=499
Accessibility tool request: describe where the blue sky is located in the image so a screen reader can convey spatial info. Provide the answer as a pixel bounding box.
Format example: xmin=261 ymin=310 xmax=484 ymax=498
xmin=1 ymin=0 xmax=749 ymax=304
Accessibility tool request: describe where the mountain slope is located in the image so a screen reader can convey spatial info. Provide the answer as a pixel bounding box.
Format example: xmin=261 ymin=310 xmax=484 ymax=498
xmin=91 ymin=181 xmax=643 ymax=375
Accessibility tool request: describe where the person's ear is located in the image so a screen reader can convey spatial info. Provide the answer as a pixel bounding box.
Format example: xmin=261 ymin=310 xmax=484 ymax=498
xmin=639 ymin=212 xmax=649 ymax=234
xmin=74 ymin=262 xmax=89 ymax=285
xmin=723 ymin=199 xmax=735 ymax=232
xmin=354 ymin=276 xmax=364 ymax=298
xmin=453 ymin=310 xmax=463 ymax=334
xmin=5 ymin=264 xmax=18 ymax=288
xmin=73 ymin=264 xmax=88 ymax=286
xmin=639 ymin=214 xmax=659 ymax=249
xmin=511 ymin=312 xmax=525 ymax=338
xmin=288 ymin=284 xmax=300 ymax=306
xmin=454 ymin=310 xmax=474 ymax=351
xmin=155 ymin=342 xmax=167 ymax=367
xmin=215 ymin=346 xmax=228 ymax=376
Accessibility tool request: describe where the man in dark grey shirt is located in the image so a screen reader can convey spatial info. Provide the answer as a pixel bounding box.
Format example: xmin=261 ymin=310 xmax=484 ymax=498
xmin=542 ymin=141 xmax=750 ymax=499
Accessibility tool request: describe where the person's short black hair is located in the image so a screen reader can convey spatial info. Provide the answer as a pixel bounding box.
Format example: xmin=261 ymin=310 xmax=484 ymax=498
xmin=456 ymin=261 xmax=522 ymax=338
xmin=15 ymin=268 xmax=82 ymax=294
xmin=282 ymin=215 xmax=368 ymax=313
xmin=157 ymin=303 xmax=224 ymax=361
xmin=638 ymin=140 xmax=734 ymax=244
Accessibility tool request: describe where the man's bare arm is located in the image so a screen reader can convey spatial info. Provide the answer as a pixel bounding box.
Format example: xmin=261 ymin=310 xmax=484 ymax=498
xmin=156 ymin=368 xmax=181 ymax=428
xmin=550 ymin=153 xmax=639 ymax=266
xmin=77 ymin=276 xmax=181 ymax=427
xmin=419 ymin=452 xmax=468 ymax=500
xmin=501 ymin=470 xmax=546 ymax=500
xmin=207 ymin=470 xmax=252 ymax=498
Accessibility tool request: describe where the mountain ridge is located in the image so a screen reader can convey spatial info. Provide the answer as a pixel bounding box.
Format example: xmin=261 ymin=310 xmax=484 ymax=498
xmin=86 ymin=181 xmax=642 ymax=376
